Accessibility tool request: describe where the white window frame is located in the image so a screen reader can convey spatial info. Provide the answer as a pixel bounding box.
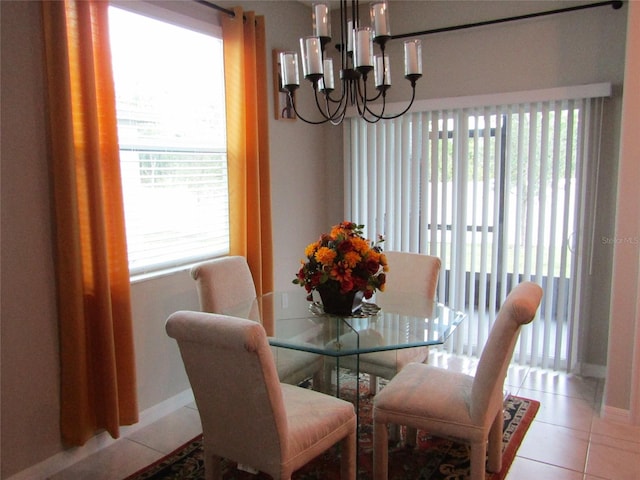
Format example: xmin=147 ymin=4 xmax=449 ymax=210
xmin=109 ymin=1 xmax=228 ymax=279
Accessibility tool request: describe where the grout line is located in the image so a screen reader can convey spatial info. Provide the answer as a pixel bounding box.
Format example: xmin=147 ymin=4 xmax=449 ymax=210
xmin=126 ymin=437 xmax=173 ymax=456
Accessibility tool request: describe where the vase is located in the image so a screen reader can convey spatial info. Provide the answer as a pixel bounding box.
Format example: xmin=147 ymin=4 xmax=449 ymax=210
xmin=318 ymin=288 xmax=364 ymax=315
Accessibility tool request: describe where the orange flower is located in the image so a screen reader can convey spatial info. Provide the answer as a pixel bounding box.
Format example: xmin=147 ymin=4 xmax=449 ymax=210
xmin=380 ymin=253 xmax=388 ymax=270
xmin=367 ymin=249 xmax=381 ymax=262
xmin=315 ymin=246 xmax=337 ymax=266
xmin=330 ymin=221 xmax=356 ymax=238
xmin=305 ymin=241 xmax=319 ymax=258
xmin=343 ymin=251 xmax=361 ymax=268
xmin=330 ymin=262 xmax=351 ymax=282
xmin=351 ymin=236 xmax=369 ymax=253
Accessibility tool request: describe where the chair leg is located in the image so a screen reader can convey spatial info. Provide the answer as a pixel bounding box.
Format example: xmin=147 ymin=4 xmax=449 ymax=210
xmin=469 ymin=441 xmax=487 ymax=480
xmin=312 ymin=369 xmax=324 ymax=392
xmin=323 ymin=363 xmax=334 ymax=394
xmin=487 ymin=410 xmax=503 ymax=472
xmin=405 ymin=426 xmax=418 ymax=447
xmin=369 ymin=374 xmax=379 ymax=394
xmin=373 ymin=420 xmax=389 ymax=480
xmin=389 ymin=423 xmax=400 ymax=443
xmin=203 ymin=448 xmax=223 ymax=480
xmin=341 ymin=430 xmax=357 ymax=480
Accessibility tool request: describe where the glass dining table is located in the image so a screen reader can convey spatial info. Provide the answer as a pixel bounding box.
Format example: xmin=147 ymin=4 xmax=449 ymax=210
xmin=223 ymin=290 xmax=466 ymax=396
xmin=223 ymin=290 xmax=466 ymax=462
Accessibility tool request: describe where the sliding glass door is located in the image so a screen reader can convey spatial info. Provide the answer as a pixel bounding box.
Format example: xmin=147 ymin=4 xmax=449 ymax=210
xmin=346 ymin=93 xmax=605 ymax=370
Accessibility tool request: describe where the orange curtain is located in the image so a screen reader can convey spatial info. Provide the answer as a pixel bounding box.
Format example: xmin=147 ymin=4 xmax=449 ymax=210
xmin=41 ymin=0 xmax=138 ymax=446
xmin=222 ymin=7 xmax=274 ymax=295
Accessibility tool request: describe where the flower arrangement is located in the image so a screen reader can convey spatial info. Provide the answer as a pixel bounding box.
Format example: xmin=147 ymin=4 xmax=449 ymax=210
xmin=293 ymin=222 xmax=388 ymax=304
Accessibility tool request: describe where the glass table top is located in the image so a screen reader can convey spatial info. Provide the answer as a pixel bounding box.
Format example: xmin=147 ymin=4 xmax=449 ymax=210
xmin=223 ymin=290 xmax=466 ymax=357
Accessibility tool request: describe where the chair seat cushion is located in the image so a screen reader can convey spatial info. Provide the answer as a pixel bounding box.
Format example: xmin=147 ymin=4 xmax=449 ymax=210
xmin=374 ymin=363 xmax=486 ymax=441
xmin=281 ymin=384 xmax=356 ymax=469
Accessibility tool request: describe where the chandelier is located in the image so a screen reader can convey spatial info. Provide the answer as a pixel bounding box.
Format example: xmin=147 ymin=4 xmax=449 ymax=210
xmin=279 ymin=0 xmax=422 ymax=125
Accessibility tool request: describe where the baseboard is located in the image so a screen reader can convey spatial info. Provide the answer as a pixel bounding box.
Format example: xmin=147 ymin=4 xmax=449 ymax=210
xmin=601 ymin=404 xmax=631 ymax=424
xmin=6 ymin=389 xmax=195 ymax=480
xmin=579 ymin=362 xmax=607 ymax=378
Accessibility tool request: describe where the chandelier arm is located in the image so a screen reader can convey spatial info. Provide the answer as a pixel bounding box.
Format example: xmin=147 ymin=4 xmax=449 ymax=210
xmin=354 ymin=72 xmax=383 ymax=103
xmin=344 ymin=79 xmax=356 ymax=111
xmin=287 ymin=91 xmax=332 ymax=125
xmin=375 ymin=84 xmax=419 ymax=120
xmin=354 ymin=98 xmax=385 ymax=123
xmin=363 ymin=94 xmax=387 ymax=118
xmin=354 ymin=76 xmax=386 ymax=119
xmin=326 ymin=87 xmax=351 ymax=119
xmin=330 ymin=109 xmax=348 ymax=126
xmin=359 ymin=89 xmax=388 ymax=124
xmin=315 ymin=87 xmax=348 ymax=122
xmin=351 ymin=80 xmax=368 ymax=119
xmin=313 ymin=89 xmax=332 ymax=117
xmin=360 ymin=113 xmax=385 ymax=124
xmin=322 ymin=85 xmax=349 ymax=105
xmin=365 ymin=89 xmax=383 ymax=103
xmin=323 ymin=93 xmax=347 ymax=105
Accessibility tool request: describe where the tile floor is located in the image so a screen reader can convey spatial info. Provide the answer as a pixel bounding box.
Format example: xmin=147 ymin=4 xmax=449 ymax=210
xmin=50 ymin=352 xmax=640 ymax=480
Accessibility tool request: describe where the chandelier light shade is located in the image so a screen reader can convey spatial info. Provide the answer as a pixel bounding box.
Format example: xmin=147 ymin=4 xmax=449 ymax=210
xmin=279 ymin=0 xmax=422 ymax=125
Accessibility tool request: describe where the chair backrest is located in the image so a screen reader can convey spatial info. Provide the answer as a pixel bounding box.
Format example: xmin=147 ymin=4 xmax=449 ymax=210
xmin=165 ymin=311 xmax=286 ymax=472
xmin=470 ymin=281 xmax=543 ymax=424
xmin=190 ymin=256 xmax=257 ymax=313
xmin=382 ymin=251 xmax=441 ymax=299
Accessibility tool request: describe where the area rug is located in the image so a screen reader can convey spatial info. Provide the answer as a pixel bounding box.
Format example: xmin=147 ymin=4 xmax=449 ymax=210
xmin=125 ymin=376 xmax=538 ymax=480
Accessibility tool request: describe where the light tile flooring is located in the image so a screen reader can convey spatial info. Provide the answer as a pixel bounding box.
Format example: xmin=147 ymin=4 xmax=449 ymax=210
xmin=51 ymin=352 xmax=640 ymax=480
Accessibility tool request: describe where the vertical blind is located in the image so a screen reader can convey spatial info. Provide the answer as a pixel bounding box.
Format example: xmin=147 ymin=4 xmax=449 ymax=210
xmin=345 ymin=87 xmax=608 ymax=371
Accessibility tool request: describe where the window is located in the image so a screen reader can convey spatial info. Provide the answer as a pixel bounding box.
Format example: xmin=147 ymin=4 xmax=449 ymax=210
xmin=109 ymin=6 xmax=228 ymax=276
xmin=346 ymin=86 xmax=608 ymax=370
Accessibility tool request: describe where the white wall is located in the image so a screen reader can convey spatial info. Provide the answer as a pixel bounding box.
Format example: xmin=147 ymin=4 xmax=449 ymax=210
xmin=606 ymin=0 xmax=640 ymax=420
xmin=1 ymin=2 xmax=62 ymax=474
xmin=0 ymin=0 xmax=633 ymax=478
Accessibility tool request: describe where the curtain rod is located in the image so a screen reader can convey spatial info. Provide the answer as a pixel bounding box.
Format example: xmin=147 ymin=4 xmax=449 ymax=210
xmin=194 ymin=0 xmax=623 ymax=36
xmin=194 ymin=0 xmax=237 ymax=18
xmin=391 ymin=0 xmax=624 ymax=40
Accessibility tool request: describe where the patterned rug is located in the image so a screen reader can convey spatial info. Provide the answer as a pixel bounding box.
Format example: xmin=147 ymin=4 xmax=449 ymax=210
xmin=125 ymin=376 xmax=538 ymax=480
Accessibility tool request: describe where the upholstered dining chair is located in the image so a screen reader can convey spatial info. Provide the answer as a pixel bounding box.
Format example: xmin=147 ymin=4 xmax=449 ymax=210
xmin=190 ymin=256 xmax=324 ymax=388
xmin=166 ymin=311 xmax=357 ymax=480
xmin=372 ymin=281 xmax=543 ymax=480
xmin=338 ymin=251 xmax=441 ymax=394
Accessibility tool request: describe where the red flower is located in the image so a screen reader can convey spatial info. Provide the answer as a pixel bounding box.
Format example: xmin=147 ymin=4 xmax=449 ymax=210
xmin=296 ymin=268 xmax=306 ymax=282
xmin=338 ymin=238 xmax=354 ymax=254
xmin=352 ymin=276 xmax=368 ymax=291
xmin=339 ymin=278 xmax=355 ymax=294
xmin=365 ymin=258 xmax=380 ymax=274
xmin=310 ymin=271 xmax=322 ymax=286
